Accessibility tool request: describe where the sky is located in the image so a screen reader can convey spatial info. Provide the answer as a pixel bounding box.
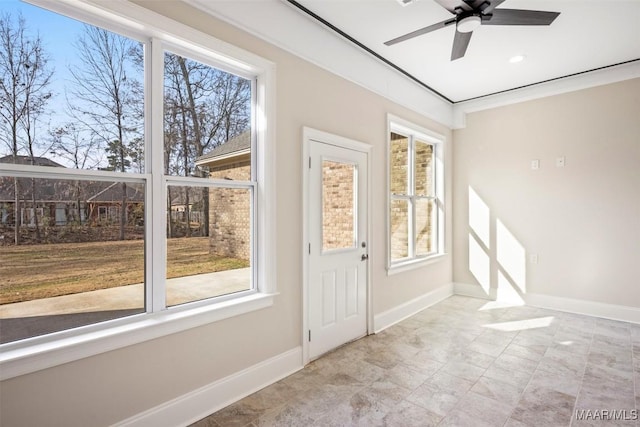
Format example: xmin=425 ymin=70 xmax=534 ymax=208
xmin=1 ymin=0 xmax=84 ymax=88
xmin=0 ymin=0 xmax=138 ymax=168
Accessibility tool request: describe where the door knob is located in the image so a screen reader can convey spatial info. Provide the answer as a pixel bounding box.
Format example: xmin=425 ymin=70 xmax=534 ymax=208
xmin=361 ymin=254 xmax=369 ymax=261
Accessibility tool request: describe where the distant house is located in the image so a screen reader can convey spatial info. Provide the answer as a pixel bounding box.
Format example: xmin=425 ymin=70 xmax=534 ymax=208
xmin=0 ymin=155 xmax=73 ymax=226
xmin=86 ymin=182 xmax=145 ymax=225
xmin=196 ymin=131 xmax=251 ymax=260
xmin=167 ymin=185 xmax=205 ymax=234
xmin=0 ymin=156 xmax=144 ymax=227
xmin=0 ymin=155 xmax=65 ymax=168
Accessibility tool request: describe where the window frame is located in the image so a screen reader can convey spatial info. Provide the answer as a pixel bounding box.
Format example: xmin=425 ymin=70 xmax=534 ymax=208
xmin=0 ymin=0 xmax=276 ymax=381
xmin=387 ymin=114 xmax=445 ymax=274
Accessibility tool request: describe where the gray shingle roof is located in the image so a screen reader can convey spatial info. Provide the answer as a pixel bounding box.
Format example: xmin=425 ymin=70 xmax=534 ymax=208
xmin=0 ymin=155 xmax=64 ymax=168
xmin=197 ymin=131 xmax=251 ymax=164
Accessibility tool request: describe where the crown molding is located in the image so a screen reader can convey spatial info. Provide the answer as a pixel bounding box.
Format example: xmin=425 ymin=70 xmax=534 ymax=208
xmin=452 ymin=60 xmax=640 ymax=129
xmin=184 ymin=0 xmax=455 ymax=128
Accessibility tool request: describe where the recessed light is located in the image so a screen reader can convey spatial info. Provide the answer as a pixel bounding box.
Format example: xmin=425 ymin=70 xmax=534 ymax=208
xmin=509 ymin=55 xmax=526 ymax=64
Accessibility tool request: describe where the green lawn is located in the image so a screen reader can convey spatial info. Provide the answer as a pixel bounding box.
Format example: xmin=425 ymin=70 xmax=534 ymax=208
xmin=0 ymin=237 xmax=248 ymax=304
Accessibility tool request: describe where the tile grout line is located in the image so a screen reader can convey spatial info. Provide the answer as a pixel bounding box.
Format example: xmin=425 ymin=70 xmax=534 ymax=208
xmin=498 ymin=309 xmax=546 ymax=427
xmin=568 ymin=322 xmax=595 ymax=427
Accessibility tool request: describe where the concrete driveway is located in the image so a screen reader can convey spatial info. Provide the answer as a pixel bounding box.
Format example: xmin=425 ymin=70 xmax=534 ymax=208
xmin=0 ymin=268 xmax=251 ymax=343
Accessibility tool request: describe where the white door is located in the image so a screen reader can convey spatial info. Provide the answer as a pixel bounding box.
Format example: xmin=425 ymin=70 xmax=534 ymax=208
xmin=308 ymin=139 xmax=368 ymax=360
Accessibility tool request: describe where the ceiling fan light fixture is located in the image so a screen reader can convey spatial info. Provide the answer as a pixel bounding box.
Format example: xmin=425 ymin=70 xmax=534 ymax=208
xmin=457 ymin=15 xmax=481 ymax=33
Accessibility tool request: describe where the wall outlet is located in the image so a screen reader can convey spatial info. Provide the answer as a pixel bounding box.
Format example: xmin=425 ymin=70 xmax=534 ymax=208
xmin=530 ymin=254 xmax=539 ymax=264
xmin=531 ymin=159 xmax=540 ymax=170
xmin=556 ymin=156 xmax=565 ymax=167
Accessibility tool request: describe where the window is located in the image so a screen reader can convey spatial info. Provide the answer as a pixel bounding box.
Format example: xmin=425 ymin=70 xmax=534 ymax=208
xmin=388 ymin=116 xmax=444 ymax=271
xmin=162 ymin=49 xmax=255 ymax=307
xmin=0 ymin=0 xmax=274 ymax=379
xmin=0 ymin=4 xmax=147 ymax=343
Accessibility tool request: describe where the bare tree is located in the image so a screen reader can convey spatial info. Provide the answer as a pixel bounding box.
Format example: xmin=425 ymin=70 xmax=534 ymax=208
xmin=50 ymin=124 xmax=99 ymax=224
xmin=163 ymin=53 xmax=251 ymax=238
xmin=0 ymin=13 xmax=53 ymax=244
xmin=50 ymin=123 xmax=100 ymax=170
xmin=68 ymin=25 xmax=143 ymax=240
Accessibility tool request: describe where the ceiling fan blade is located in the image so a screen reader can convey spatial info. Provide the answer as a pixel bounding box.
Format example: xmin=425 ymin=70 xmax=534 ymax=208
xmin=451 ymin=30 xmax=472 ymax=60
xmin=482 ymin=9 xmax=560 ymax=26
xmin=384 ymin=18 xmax=456 ymax=46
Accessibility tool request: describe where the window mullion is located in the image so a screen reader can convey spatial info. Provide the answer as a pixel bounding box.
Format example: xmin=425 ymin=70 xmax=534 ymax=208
xmin=408 ymin=136 xmax=416 ymax=259
xmin=149 ymin=37 xmax=167 ymax=313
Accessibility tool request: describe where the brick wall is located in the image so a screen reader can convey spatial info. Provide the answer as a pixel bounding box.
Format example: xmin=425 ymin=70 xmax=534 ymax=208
xmin=389 ymin=133 xmax=434 ymax=260
xmin=208 ymin=160 xmax=251 ymax=260
xmin=322 ymin=161 xmax=355 ymax=250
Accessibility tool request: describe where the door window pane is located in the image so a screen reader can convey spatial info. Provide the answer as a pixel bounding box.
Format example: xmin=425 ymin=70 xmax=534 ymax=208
xmin=390 ymin=198 xmax=409 ymax=261
xmin=166 ymin=185 xmax=251 ymax=307
xmin=0 ymin=177 xmax=145 ymax=343
xmin=322 ymin=160 xmax=356 ymax=251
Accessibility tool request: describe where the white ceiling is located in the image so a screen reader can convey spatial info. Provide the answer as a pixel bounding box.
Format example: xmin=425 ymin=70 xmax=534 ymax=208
xmin=292 ymin=0 xmax=640 ymax=102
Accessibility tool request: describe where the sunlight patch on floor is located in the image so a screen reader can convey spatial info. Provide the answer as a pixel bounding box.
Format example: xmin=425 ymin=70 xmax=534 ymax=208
xmin=483 ymin=316 xmax=555 ymax=332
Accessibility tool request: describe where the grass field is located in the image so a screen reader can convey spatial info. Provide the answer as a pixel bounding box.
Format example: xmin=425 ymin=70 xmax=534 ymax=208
xmin=0 ymin=237 xmax=248 ymax=305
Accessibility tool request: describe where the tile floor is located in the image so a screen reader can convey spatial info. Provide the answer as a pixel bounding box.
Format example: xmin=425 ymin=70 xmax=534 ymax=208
xmin=191 ymin=296 xmax=640 ymax=427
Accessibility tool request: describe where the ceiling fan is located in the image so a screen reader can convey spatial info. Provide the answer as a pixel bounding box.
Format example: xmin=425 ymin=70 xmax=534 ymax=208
xmin=384 ymin=0 xmax=560 ymax=61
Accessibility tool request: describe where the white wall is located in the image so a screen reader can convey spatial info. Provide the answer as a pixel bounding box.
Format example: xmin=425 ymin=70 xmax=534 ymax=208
xmin=453 ymin=78 xmax=640 ymax=309
xmin=0 ymin=1 xmax=453 ymax=425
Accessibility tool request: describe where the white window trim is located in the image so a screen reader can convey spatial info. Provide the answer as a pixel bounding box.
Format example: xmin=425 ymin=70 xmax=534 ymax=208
xmin=386 ymin=114 xmax=445 ymax=274
xmin=0 ymin=0 xmax=277 ymax=381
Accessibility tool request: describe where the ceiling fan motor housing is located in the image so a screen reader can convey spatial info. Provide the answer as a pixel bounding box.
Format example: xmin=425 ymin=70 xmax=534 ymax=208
xmin=457 ymin=14 xmax=482 ymax=33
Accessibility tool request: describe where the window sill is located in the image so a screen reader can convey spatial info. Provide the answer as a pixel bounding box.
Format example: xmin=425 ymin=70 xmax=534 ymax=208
xmin=0 ymin=292 xmax=276 ymax=381
xmin=387 ymin=253 xmax=447 ymax=276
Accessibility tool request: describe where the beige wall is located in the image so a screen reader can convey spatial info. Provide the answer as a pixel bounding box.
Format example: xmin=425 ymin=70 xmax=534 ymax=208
xmin=453 ymin=78 xmax=640 ymax=307
xmin=0 ymin=1 xmax=452 ymax=425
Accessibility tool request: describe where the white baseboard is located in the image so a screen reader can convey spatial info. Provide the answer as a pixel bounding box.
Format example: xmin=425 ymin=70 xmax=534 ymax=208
xmin=453 ymin=282 xmax=640 ymax=324
xmin=453 ymin=282 xmax=494 ymax=300
xmin=115 ymin=346 xmax=303 ymax=427
xmin=374 ymin=283 xmax=454 ymax=333
xmin=524 ymin=293 xmax=640 ymax=324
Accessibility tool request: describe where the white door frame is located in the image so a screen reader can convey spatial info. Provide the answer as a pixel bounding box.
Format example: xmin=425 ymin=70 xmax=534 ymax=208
xmin=302 ymin=126 xmax=373 ymax=365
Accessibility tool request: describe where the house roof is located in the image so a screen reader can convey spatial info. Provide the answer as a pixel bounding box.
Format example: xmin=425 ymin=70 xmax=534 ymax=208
xmin=0 ymin=155 xmax=64 ymax=168
xmin=167 ymin=187 xmax=204 ymax=207
xmin=86 ymin=182 xmax=145 ymax=203
xmin=196 ymin=131 xmax=251 ymax=165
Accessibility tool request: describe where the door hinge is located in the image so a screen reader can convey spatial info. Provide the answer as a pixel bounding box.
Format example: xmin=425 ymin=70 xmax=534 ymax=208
xmin=308 ymin=243 xmax=311 ymax=254
xmin=308 ymin=330 xmax=311 ymax=342
xmin=308 ymin=156 xmax=311 ymax=168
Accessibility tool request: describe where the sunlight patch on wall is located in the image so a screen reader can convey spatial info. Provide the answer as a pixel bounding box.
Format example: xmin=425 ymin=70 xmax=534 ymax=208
xmin=469 ymin=187 xmax=490 ymax=247
xmin=469 ymin=234 xmax=490 ymax=294
xmin=496 ymin=270 xmax=525 ymax=305
xmin=496 ymin=219 xmax=526 ymax=293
